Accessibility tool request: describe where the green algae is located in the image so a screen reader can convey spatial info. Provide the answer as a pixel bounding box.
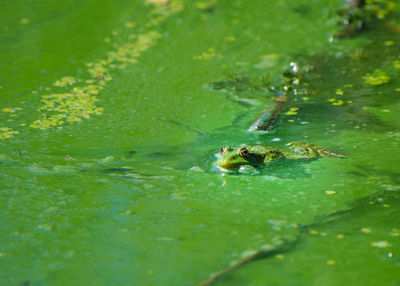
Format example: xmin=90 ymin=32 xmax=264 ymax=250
xmin=1 ymin=0 xmax=183 ymax=138
xmin=363 ymin=69 xmax=391 ymax=85
xmin=0 ymin=127 xmax=19 ymax=139
xmin=193 ymin=48 xmax=218 ymax=61
xmin=1 ymin=1 xmax=400 ymax=286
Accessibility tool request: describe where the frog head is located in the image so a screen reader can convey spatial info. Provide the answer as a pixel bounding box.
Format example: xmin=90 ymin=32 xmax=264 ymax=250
xmin=216 ymin=145 xmax=263 ymax=170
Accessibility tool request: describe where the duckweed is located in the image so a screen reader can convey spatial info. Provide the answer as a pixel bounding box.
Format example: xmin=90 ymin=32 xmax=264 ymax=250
xmin=332 ymin=100 xmax=344 ymax=106
xmin=193 ymin=48 xmax=217 ymax=60
xmin=0 ymin=127 xmax=19 ymax=139
xmin=363 ymin=69 xmax=390 ymax=85
xmin=224 ymin=36 xmax=236 ymax=42
xmin=125 ymin=22 xmax=136 ymax=28
xmin=2 ymin=108 xmax=16 ymax=113
xmin=328 ymin=98 xmax=344 ymax=106
xmin=30 ymin=91 xmax=104 ymax=129
xmin=53 ymin=76 xmax=77 ymax=87
xmin=365 ymin=0 xmax=396 ymax=19
xmin=285 ymin=107 xmax=299 ymax=115
xmin=390 ymin=228 xmax=399 ymax=236
xmin=326 ymin=260 xmax=336 ymax=265
xmin=25 ymin=0 xmax=182 ymax=133
xmin=336 ymin=88 xmax=344 ymax=95
xmin=371 ymin=241 xmax=391 ymax=248
xmin=384 ymin=40 xmax=394 ymax=46
xmin=20 ymin=18 xmax=29 ymax=24
xmin=325 ymin=190 xmax=336 ymax=195
xmin=196 ymin=0 xmax=217 ymax=10
xmin=361 ymin=227 xmax=372 ymax=234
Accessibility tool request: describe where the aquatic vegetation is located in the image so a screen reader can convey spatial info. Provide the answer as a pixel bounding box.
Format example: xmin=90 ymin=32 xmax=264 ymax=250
xmin=53 ymin=76 xmax=77 ymax=87
xmin=196 ymin=0 xmax=217 ymax=11
xmin=336 ymin=88 xmax=344 ymax=95
xmin=325 ymin=190 xmax=336 ymax=195
xmin=0 ymin=127 xmax=19 ymax=139
xmin=335 ymin=0 xmax=396 ymax=37
xmin=363 ymin=69 xmax=390 ymax=85
xmin=365 ymin=0 xmax=396 ymax=20
xmin=361 ymin=227 xmax=372 ymax=233
xmin=328 ymin=98 xmax=344 ymax=106
xmin=326 ymin=259 xmax=336 ymax=265
xmin=193 ymin=48 xmax=218 ymax=60
xmin=30 ymin=91 xmax=104 ymax=129
xmin=210 ymin=76 xmax=256 ymax=92
xmin=20 ymin=18 xmax=29 ymax=24
xmin=2 ymin=107 xmax=19 ymax=113
xmin=2 ymin=1 xmax=400 ymax=285
xmin=370 ymin=241 xmax=391 ymax=248
xmin=211 ymin=62 xmax=305 ymax=131
xmin=285 ymin=107 xmax=299 ymax=115
xmin=0 ymin=0 xmax=184 ymax=139
xmin=333 ymin=100 xmax=344 ymax=106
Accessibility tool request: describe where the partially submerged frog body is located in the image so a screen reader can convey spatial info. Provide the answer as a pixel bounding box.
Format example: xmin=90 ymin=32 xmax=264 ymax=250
xmin=216 ymin=142 xmax=345 ymax=170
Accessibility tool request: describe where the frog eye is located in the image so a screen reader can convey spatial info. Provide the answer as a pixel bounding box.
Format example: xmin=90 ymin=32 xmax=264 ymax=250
xmin=238 ymin=147 xmax=248 ymax=158
xmin=220 ymin=146 xmax=232 ymax=155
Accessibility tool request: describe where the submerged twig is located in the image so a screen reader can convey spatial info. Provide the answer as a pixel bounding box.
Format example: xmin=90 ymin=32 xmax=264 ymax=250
xmin=197 ymin=238 xmax=299 ymax=286
xmin=248 ymin=94 xmax=288 ymax=131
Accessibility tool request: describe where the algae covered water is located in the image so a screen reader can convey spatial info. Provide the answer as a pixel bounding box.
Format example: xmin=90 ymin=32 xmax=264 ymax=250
xmin=1 ymin=0 xmax=400 ymax=285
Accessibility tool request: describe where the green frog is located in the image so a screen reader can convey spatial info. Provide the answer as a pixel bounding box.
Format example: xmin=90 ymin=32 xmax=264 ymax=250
xmin=216 ymin=142 xmax=345 ymax=170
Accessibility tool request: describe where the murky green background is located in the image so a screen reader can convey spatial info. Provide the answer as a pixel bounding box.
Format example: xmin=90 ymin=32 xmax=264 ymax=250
xmin=1 ymin=0 xmax=399 ymax=285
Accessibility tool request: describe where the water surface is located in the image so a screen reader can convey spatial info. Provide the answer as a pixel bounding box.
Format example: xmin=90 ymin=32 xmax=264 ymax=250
xmin=1 ymin=0 xmax=400 ymax=285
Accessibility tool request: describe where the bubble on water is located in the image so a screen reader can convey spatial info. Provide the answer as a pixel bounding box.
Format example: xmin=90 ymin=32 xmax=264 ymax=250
xmin=238 ymin=165 xmax=259 ymax=175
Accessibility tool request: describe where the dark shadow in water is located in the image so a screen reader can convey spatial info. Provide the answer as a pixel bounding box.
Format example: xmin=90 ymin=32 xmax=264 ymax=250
xmin=292 ymin=4 xmax=311 ymax=15
xmin=217 ymin=159 xmax=314 ymax=179
xmin=346 ymin=164 xmax=400 ymax=185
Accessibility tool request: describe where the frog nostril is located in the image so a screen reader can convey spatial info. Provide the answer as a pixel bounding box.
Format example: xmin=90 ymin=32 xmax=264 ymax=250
xmin=220 ymin=147 xmax=228 ymax=154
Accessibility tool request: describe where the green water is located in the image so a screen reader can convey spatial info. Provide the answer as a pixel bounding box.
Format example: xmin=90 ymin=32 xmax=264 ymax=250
xmin=1 ymin=0 xmax=400 ymax=285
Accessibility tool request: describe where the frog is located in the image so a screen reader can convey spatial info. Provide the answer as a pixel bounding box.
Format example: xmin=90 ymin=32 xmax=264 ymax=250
xmin=216 ymin=142 xmax=345 ymax=170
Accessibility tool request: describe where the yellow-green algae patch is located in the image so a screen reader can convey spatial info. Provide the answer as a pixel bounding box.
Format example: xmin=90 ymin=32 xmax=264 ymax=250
xmin=0 ymin=127 xmax=19 ymax=139
xmin=22 ymin=0 xmax=183 ymax=134
xmin=363 ymin=69 xmax=390 ymax=85
xmin=285 ymin=107 xmax=299 ymax=116
xmin=30 ymin=91 xmax=104 ymax=129
xmin=365 ymin=0 xmax=396 ymax=20
xmin=193 ymin=48 xmax=218 ymax=60
xmin=394 ymin=60 xmax=400 ymax=69
xmin=53 ymin=76 xmax=77 ymax=87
